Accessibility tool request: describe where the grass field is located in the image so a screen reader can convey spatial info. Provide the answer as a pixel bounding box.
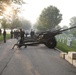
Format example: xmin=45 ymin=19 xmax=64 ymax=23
xmin=56 ymin=39 xmax=76 ymax=53
xmin=0 ymin=34 xmax=11 ymax=41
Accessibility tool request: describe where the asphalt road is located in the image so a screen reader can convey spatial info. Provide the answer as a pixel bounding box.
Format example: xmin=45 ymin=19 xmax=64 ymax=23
xmin=0 ymin=39 xmax=76 ymax=75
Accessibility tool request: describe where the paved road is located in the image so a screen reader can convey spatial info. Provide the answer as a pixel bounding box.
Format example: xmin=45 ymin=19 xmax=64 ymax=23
xmin=0 ymin=39 xmax=76 ymax=75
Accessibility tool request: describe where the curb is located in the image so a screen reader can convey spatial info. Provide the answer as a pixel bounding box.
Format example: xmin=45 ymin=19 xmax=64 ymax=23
xmin=55 ymin=48 xmax=62 ymax=52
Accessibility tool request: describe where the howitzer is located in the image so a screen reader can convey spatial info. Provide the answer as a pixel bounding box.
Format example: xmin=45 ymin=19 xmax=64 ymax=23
xmin=12 ymin=26 xmax=76 ymax=49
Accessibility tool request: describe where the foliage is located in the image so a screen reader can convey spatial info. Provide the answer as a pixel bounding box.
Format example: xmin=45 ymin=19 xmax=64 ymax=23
xmin=0 ymin=0 xmax=26 ymax=27
xmin=0 ymin=16 xmax=32 ymax=30
xmin=0 ymin=0 xmax=25 ymax=5
xmin=35 ymin=5 xmax=62 ymax=30
xmin=62 ymin=25 xmax=69 ymax=34
xmin=0 ymin=0 xmax=27 ymax=29
xmin=51 ymin=25 xmax=61 ymax=31
xmin=69 ymin=16 xmax=76 ymax=37
xmin=1 ymin=18 xmax=10 ymax=29
xmin=9 ymin=18 xmax=32 ymax=30
xmin=10 ymin=18 xmax=22 ymax=29
xmin=55 ymin=25 xmax=61 ymax=30
xmin=0 ymin=0 xmax=25 ymax=15
xmin=70 ymin=17 xmax=76 ymax=26
xmin=21 ymin=19 xmax=31 ymax=30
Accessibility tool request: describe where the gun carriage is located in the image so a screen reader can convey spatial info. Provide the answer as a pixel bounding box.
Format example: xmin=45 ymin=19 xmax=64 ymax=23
xmin=12 ymin=26 xmax=76 ymax=49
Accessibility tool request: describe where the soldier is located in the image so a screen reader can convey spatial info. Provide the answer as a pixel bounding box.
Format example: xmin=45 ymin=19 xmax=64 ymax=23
xmin=30 ymin=30 xmax=35 ymax=38
xmin=10 ymin=30 xmax=13 ymax=39
xmin=19 ymin=29 xmax=25 ymax=40
xmin=18 ymin=29 xmax=27 ymax=48
xmin=3 ymin=29 xmax=6 ymax=43
xmin=0 ymin=29 xmax=2 ymax=35
xmin=25 ymin=31 xmax=29 ymax=37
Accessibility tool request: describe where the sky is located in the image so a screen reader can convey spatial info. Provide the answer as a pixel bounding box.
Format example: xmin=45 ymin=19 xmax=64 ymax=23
xmin=20 ymin=0 xmax=76 ymax=27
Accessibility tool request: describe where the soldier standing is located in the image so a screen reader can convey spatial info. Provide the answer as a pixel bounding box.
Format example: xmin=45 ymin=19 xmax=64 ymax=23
xmin=18 ymin=29 xmax=26 ymax=48
xmin=30 ymin=30 xmax=35 ymax=38
xmin=20 ymin=29 xmax=25 ymax=40
xmin=0 ymin=29 xmax=2 ymax=35
xmin=3 ymin=29 xmax=6 ymax=43
xmin=10 ymin=30 xmax=13 ymax=39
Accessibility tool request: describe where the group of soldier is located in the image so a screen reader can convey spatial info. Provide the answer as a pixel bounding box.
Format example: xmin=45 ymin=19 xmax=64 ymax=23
xmin=12 ymin=29 xmax=35 ymax=48
xmin=0 ymin=28 xmax=35 ymax=43
xmin=12 ymin=29 xmax=35 ymax=39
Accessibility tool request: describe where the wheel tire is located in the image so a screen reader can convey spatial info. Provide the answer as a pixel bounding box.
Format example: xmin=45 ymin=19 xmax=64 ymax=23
xmin=45 ymin=38 xmax=57 ymax=49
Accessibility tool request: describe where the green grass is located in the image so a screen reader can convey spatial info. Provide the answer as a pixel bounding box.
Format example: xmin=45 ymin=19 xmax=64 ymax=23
xmin=0 ymin=34 xmax=11 ymax=41
xmin=56 ymin=40 xmax=76 ymax=53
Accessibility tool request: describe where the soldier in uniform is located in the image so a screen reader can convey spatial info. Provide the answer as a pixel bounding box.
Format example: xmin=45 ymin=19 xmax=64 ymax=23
xmin=18 ymin=29 xmax=27 ymax=48
xmin=0 ymin=29 xmax=2 ymax=35
xmin=3 ymin=29 xmax=6 ymax=43
xmin=30 ymin=30 xmax=35 ymax=38
xmin=19 ymin=29 xmax=25 ymax=40
xmin=10 ymin=30 xmax=13 ymax=39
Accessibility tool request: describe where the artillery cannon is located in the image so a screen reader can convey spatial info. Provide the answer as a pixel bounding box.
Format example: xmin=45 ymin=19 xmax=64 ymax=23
xmin=12 ymin=26 xmax=76 ymax=49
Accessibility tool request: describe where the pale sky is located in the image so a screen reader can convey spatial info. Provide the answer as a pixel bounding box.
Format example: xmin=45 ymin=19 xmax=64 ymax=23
xmin=20 ymin=0 xmax=76 ymax=27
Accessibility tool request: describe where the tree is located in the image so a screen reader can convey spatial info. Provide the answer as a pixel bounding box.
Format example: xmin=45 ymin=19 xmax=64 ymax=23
xmin=0 ymin=0 xmax=26 ymax=26
xmin=21 ymin=19 xmax=32 ymax=30
xmin=10 ymin=18 xmax=32 ymax=30
xmin=69 ymin=16 xmax=76 ymax=37
xmin=1 ymin=18 xmax=9 ymax=29
xmin=62 ymin=25 xmax=69 ymax=34
xmin=52 ymin=25 xmax=61 ymax=30
xmin=0 ymin=0 xmax=26 ymax=29
xmin=70 ymin=17 xmax=76 ymax=27
xmin=9 ymin=18 xmax=22 ymax=29
xmin=0 ymin=0 xmax=25 ymax=15
xmin=35 ymin=5 xmax=62 ymax=30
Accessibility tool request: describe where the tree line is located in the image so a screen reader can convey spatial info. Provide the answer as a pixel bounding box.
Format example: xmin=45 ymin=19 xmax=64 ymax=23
xmin=0 ymin=0 xmax=76 ymax=37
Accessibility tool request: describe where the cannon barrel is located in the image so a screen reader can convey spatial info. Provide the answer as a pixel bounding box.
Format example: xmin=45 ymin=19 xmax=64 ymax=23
xmin=51 ymin=26 xmax=76 ymax=36
xmin=59 ymin=26 xmax=76 ymax=32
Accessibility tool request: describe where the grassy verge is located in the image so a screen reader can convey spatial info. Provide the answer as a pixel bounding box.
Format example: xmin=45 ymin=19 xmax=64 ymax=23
xmin=0 ymin=34 xmax=11 ymax=42
xmin=56 ymin=40 xmax=76 ymax=53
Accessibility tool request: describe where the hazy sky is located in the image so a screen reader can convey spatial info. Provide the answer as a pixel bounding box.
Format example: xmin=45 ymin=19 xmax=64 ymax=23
xmin=21 ymin=0 xmax=76 ymax=27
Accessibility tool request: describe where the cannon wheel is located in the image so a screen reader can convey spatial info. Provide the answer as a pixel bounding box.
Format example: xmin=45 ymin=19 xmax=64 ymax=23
xmin=45 ymin=38 xmax=57 ymax=49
